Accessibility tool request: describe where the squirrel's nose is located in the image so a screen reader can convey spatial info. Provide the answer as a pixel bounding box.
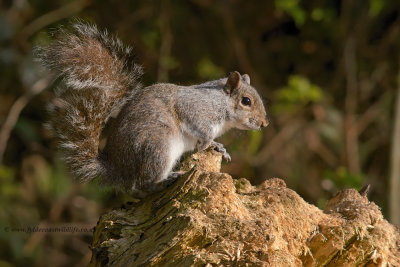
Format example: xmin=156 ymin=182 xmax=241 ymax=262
xmin=260 ymin=118 xmax=269 ymax=128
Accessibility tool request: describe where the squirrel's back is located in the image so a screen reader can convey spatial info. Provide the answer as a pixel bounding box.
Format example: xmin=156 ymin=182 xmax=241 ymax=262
xmin=36 ymin=22 xmax=143 ymax=182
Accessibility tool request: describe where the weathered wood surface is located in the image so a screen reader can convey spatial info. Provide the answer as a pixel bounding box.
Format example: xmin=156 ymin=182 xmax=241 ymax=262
xmin=90 ymin=148 xmax=400 ymax=266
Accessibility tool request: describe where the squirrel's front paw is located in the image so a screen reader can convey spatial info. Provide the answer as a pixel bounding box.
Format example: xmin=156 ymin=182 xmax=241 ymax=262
xmin=211 ymin=141 xmax=231 ymax=162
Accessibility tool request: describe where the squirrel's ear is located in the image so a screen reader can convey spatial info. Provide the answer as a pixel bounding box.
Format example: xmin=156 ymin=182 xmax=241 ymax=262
xmin=224 ymin=71 xmax=241 ymax=95
xmin=242 ymin=74 xmax=250 ymax=84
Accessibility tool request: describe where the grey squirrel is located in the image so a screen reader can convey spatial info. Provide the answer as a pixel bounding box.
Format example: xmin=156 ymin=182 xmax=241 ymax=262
xmin=37 ymin=22 xmax=268 ymax=196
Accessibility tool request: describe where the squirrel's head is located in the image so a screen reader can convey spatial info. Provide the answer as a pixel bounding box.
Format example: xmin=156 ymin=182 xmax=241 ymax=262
xmin=224 ymin=71 xmax=268 ymax=130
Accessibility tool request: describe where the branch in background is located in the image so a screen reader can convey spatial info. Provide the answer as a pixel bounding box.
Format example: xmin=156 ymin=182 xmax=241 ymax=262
xmin=343 ymin=36 xmax=361 ymax=174
xmin=3 ymin=0 xmax=91 ymax=162
xmin=17 ymin=0 xmax=92 ymax=43
xmin=355 ymin=92 xmax=387 ymax=135
xmin=0 ymin=78 xmax=49 ymax=164
xmin=359 ymin=63 xmax=387 ymax=102
xmin=157 ymin=0 xmax=172 ymax=82
xmin=389 ymin=57 xmax=400 ymax=226
xmin=304 ymin=127 xmax=338 ymax=167
xmin=219 ymin=6 xmax=262 ymax=89
xmin=249 ymin=120 xmax=302 ymax=166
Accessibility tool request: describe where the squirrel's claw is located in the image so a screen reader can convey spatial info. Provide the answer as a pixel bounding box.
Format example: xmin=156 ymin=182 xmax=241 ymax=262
xmin=222 ymin=152 xmax=231 ymax=162
xmin=211 ymin=141 xmax=231 ymax=162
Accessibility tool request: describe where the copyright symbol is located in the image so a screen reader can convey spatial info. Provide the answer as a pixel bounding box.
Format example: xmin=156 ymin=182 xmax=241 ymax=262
xmin=4 ymin=227 xmax=9 ymax=232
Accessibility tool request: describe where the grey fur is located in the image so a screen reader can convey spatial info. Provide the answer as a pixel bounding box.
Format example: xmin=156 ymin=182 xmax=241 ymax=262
xmin=37 ymin=22 xmax=268 ymax=197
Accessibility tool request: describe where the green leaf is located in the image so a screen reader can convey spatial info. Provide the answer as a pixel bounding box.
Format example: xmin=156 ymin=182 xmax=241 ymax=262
xmin=275 ymin=0 xmax=306 ymax=26
xmin=160 ymin=56 xmax=179 ymax=70
xmin=247 ymin=130 xmax=263 ymax=155
xmin=0 ymin=165 xmax=15 ymax=181
xmin=311 ymin=8 xmax=324 ymax=21
xmin=369 ymin=0 xmax=384 ymax=17
xmin=273 ymin=75 xmax=323 ymax=113
xmin=323 ymin=166 xmax=364 ymax=189
xmin=197 ymin=58 xmax=224 ymax=80
xmin=141 ymin=30 xmax=159 ymax=50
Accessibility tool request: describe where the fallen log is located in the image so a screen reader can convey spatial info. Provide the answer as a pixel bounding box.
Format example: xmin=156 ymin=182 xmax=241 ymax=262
xmin=90 ymin=148 xmax=400 ymax=266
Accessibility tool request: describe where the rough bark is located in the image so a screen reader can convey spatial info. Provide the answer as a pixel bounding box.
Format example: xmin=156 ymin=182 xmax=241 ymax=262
xmin=90 ymin=148 xmax=400 ymax=266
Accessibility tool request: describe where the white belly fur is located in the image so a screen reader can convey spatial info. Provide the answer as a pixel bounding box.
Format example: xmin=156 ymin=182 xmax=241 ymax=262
xmin=161 ymin=133 xmax=196 ymax=182
xmin=169 ymin=133 xmax=197 ymax=163
xmin=212 ymin=122 xmax=232 ymax=139
xmin=161 ymin=122 xmax=232 ymax=182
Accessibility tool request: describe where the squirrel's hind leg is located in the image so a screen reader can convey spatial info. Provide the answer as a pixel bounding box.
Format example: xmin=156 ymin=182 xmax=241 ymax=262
xmin=140 ymin=134 xmax=184 ymax=193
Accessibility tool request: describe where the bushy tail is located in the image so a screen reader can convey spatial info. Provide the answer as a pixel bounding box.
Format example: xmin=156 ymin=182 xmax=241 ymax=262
xmin=36 ymin=22 xmax=143 ymax=182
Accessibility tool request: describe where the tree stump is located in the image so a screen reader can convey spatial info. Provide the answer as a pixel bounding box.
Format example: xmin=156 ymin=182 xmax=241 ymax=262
xmin=90 ymin=148 xmax=400 ymax=266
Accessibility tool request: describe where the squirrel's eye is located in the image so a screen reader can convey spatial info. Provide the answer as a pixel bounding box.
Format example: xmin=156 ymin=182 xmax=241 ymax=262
xmin=241 ymin=97 xmax=251 ymax=106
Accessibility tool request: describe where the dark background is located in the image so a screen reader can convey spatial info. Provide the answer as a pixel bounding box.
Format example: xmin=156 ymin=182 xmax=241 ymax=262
xmin=0 ymin=0 xmax=399 ymax=266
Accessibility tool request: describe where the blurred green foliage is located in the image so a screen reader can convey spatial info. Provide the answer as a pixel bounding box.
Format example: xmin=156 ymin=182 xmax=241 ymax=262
xmin=0 ymin=0 xmax=399 ymax=265
xmin=275 ymin=0 xmax=306 ymax=26
xmin=369 ymin=0 xmax=385 ymax=17
xmin=197 ymin=58 xmax=224 ymax=80
xmin=273 ymin=75 xmax=323 ymax=113
xmin=324 ymin=166 xmax=364 ymax=190
xmin=0 ymin=157 xmax=115 ymax=266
